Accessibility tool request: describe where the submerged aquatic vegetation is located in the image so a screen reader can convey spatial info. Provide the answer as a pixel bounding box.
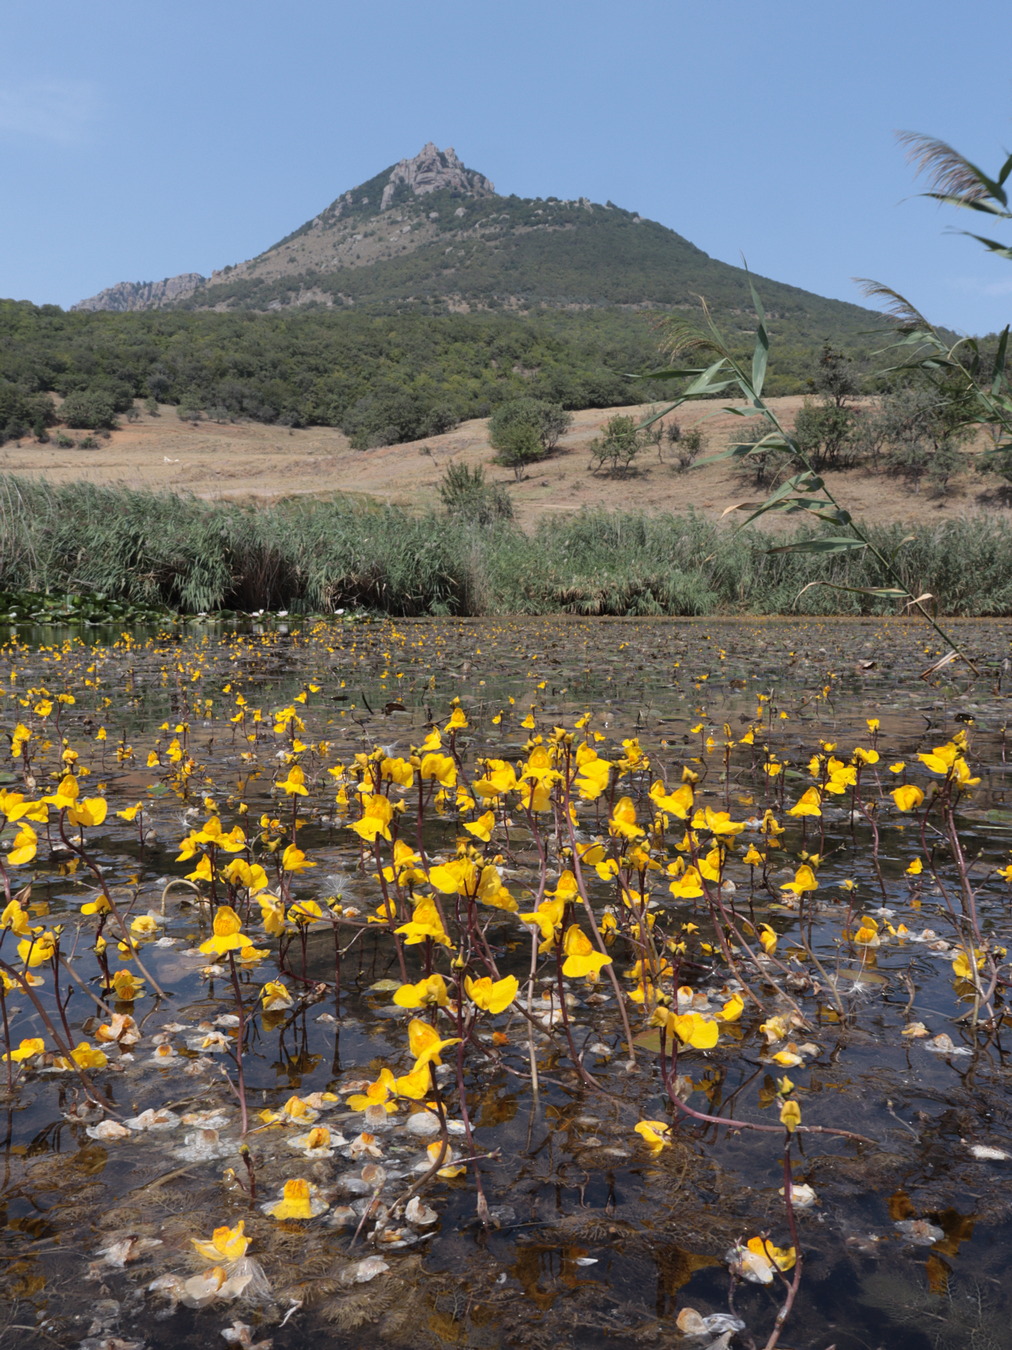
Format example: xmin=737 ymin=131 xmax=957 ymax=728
xmin=0 ymin=614 xmax=1011 ymax=1348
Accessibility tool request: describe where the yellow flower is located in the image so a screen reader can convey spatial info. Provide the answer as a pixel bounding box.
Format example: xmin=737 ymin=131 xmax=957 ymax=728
xmin=349 ymin=793 xmax=394 ymax=843
xmin=395 ymin=1062 xmax=432 ymax=1099
xmin=426 ymin=1140 xmax=466 ymax=1178
xmin=261 ymin=980 xmax=293 ymax=1010
xmin=6 ymin=824 xmax=37 ymax=867
xmin=70 ymin=1041 xmax=108 ymax=1069
xmin=464 ymin=974 xmax=518 ymax=1013
xmin=281 ymin=843 xmax=315 ymax=872
xmin=408 ymin=1017 xmax=461 ymax=1068
xmin=1 ymin=898 xmax=36 ymax=936
xmin=17 ymin=931 xmax=56 ymax=967
xmin=891 ymin=785 xmax=925 ymax=812
xmin=757 ymin=924 xmax=778 ymax=955
xmin=347 ymin=1068 xmax=398 ymax=1113
xmin=199 ymin=905 xmax=247 ymax=956
xmin=609 ymin=797 xmax=644 ymax=840
xmin=396 ymin=897 xmax=452 ymax=947
xmin=906 ymin=858 xmax=923 ymax=876
xmin=669 ymin=1011 xmax=719 ymax=1050
xmin=561 ymin=925 xmax=612 ymax=979
xmin=221 ymin=859 xmax=270 ymax=894
xmin=263 ymin=1178 xmax=327 ymax=1220
xmin=258 ymin=892 xmax=287 ymax=935
xmin=781 ymin=864 xmax=818 ymax=895
xmin=787 ymin=787 xmax=822 ymax=818
xmin=419 ymin=752 xmax=457 ymax=788
xmin=952 ymin=948 xmax=985 ymax=980
xmin=779 ymin=1099 xmax=802 ymax=1133
xmin=634 ymin=1119 xmax=672 ymax=1155
xmin=278 ymin=765 xmax=308 ymax=796
xmin=393 ymin=973 xmax=450 ymax=1009
xmin=853 ymin=916 xmax=880 ymax=946
xmin=2 ymin=1037 xmax=45 ymax=1062
xmin=192 ymin=1221 xmax=250 ymax=1262
xmin=110 ymin=969 xmax=145 ymax=1001
xmin=463 ymin=810 xmax=495 ymax=843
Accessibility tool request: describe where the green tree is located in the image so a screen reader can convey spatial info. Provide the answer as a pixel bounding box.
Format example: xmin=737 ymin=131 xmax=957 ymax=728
xmin=488 ymin=398 xmax=572 ymax=457
xmin=492 ymin=422 xmax=544 ymax=480
xmin=59 ymin=390 xmax=119 ymax=430
xmin=792 ymin=343 xmax=861 ymax=471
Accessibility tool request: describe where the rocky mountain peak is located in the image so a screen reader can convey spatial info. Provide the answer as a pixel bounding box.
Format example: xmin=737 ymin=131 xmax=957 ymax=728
xmin=379 ymin=143 xmax=494 ymax=210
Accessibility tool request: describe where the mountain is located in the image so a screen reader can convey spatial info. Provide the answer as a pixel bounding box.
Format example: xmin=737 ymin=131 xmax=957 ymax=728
xmin=72 ymin=143 xmax=881 ymax=345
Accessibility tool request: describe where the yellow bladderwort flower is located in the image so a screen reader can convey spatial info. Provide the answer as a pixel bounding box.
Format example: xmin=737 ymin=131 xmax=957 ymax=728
xmin=261 ymin=980 xmax=294 ymax=1010
xmin=519 ymin=896 xmax=566 ymax=951
xmin=2 ymin=1037 xmax=44 ymax=1063
xmin=192 ymin=1221 xmax=250 ymax=1262
xmin=781 ymin=864 xmax=818 ymax=895
xmin=408 ymin=1018 xmax=461 ymax=1069
xmin=690 ymin=807 xmax=746 ymax=838
xmin=852 ymin=916 xmax=880 ymax=946
xmin=891 ymin=785 xmax=925 ymax=812
xmin=1 ymin=898 xmax=37 ymax=936
xmin=464 ymin=974 xmax=519 ymax=1013
xmin=419 ymin=752 xmax=457 ymax=788
xmin=561 ymin=925 xmax=612 ymax=979
xmin=288 ymin=899 xmax=325 ymax=926
xmin=220 ymin=858 xmax=270 ymax=894
xmin=393 ymin=973 xmax=450 ymax=1009
xmin=475 ymin=864 xmax=518 ymax=912
xmin=281 ymin=843 xmax=315 ymax=872
xmin=668 ymin=866 xmax=704 ymax=899
xmin=109 ymin=969 xmax=145 ymax=1001
xmin=463 ymin=810 xmax=495 ymax=843
xmin=257 ymin=892 xmax=287 ymax=935
xmin=787 ymin=787 xmax=822 ymax=818
xmin=278 ymin=765 xmax=308 ymax=797
xmin=648 ymin=780 xmax=693 ymax=818
xmin=634 ymin=1120 xmax=672 ymax=1155
xmin=428 ymin=855 xmax=478 ymax=896
xmin=349 ymin=793 xmax=394 ymax=843
xmin=780 ymin=1099 xmax=802 ymax=1133
xmin=68 ymin=1041 xmax=108 ymax=1070
xmin=263 ymin=1178 xmax=327 ymax=1220
xmin=574 ymin=754 xmax=612 ymax=802
xmin=347 ymin=1068 xmax=398 ymax=1113
xmin=654 ymin=1009 xmax=719 ymax=1050
xmin=952 ymin=948 xmax=985 ymax=980
xmin=17 ymin=930 xmax=56 ymax=967
xmin=396 ymin=897 xmax=452 ymax=947
xmin=472 ymin=759 xmax=518 ymax=800
xmin=609 ymin=796 xmax=644 ymax=840
xmin=731 ymin=1237 xmax=797 ymax=1284
xmin=199 ymin=905 xmax=247 ymax=956
xmin=444 ymin=706 xmax=469 ymax=733
xmin=906 ymin=858 xmax=923 ymax=876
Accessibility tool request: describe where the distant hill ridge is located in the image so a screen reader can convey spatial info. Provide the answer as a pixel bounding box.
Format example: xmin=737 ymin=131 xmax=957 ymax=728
xmin=72 ymin=143 xmax=882 ymax=342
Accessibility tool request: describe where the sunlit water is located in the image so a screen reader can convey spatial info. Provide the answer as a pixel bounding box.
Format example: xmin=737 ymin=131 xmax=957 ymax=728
xmin=0 ymin=615 xmax=1011 ymax=1350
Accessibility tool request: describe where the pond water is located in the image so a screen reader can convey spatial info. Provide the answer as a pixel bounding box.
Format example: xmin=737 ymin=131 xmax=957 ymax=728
xmin=1 ymin=615 xmax=1012 ymax=1350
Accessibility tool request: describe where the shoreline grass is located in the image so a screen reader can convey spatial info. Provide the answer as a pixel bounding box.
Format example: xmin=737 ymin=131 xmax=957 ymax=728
xmin=1 ymin=474 xmax=1010 ymax=619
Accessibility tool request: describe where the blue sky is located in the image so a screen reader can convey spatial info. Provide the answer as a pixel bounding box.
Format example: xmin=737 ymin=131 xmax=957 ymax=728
xmin=3 ymin=0 xmax=1012 ymax=334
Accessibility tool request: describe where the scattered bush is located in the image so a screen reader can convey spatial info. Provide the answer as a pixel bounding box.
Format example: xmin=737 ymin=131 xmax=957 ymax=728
xmin=589 ymin=415 xmax=648 ymax=477
xmin=438 ymin=462 xmax=514 ymax=524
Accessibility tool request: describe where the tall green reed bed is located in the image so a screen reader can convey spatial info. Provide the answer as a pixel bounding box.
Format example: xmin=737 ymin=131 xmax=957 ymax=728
xmin=1 ymin=474 xmax=1012 ymax=617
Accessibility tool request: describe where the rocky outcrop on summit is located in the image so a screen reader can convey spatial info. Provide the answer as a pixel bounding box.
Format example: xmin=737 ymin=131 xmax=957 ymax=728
xmin=72 ymin=273 xmax=205 ymax=313
xmin=379 ymin=143 xmax=494 ymax=210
